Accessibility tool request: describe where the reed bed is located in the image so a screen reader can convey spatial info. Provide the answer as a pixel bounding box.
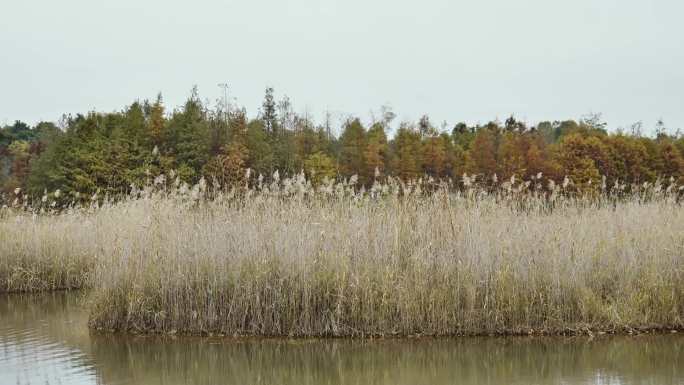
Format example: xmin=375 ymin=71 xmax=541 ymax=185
xmin=2 ymin=175 xmax=684 ymax=336
xmin=0 ymin=209 xmax=93 ymax=292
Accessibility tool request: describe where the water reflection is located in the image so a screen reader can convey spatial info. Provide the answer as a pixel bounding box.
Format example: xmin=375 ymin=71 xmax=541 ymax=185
xmin=0 ymin=293 xmax=96 ymax=385
xmin=1 ymin=292 xmax=683 ymax=385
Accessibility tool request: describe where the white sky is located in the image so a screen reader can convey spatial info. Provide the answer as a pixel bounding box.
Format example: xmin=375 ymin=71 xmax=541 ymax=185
xmin=1 ymin=0 xmax=683 ymax=136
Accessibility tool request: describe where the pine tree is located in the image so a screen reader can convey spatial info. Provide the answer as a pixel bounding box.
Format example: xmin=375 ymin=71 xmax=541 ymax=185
xmin=418 ymin=114 xmax=437 ymax=138
xmin=166 ymin=92 xmax=211 ymax=182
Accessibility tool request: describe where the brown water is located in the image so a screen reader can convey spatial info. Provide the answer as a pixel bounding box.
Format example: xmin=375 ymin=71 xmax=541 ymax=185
xmin=1 ymin=292 xmax=683 ymax=385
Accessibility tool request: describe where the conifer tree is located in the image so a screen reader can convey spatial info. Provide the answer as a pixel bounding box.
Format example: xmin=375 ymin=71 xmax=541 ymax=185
xmin=364 ymin=123 xmax=387 ymax=182
xmin=148 ymin=93 xmax=165 ymax=147
xmin=391 ymin=124 xmax=422 ymax=181
xmin=339 ymin=118 xmax=366 ymax=179
xmin=262 ymin=87 xmax=277 ymax=134
xmin=466 ymin=128 xmax=498 ymax=178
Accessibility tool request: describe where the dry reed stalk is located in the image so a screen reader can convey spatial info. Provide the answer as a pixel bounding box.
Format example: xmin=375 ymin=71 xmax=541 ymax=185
xmin=2 ymin=175 xmax=683 ymax=336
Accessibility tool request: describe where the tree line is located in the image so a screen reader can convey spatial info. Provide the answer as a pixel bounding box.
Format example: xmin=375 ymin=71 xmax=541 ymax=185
xmin=2 ymin=87 xmax=684 ymax=202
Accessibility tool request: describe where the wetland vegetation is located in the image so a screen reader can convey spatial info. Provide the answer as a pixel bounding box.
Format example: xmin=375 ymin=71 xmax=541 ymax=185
xmin=2 ymin=176 xmax=683 ymax=337
xmin=1 ymin=92 xmax=683 ymax=337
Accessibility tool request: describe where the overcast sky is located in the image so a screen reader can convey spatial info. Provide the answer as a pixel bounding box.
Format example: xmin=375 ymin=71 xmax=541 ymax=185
xmin=1 ymin=0 xmax=683 ymax=135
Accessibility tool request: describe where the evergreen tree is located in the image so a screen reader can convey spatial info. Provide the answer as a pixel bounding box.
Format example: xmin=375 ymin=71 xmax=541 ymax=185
xmin=148 ymin=93 xmax=165 ymax=147
xmin=262 ymin=87 xmax=277 ymax=134
xmin=418 ymin=114 xmax=437 ymax=138
xmin=166 ymin=91 xmax=211 ymax=182
xmin=452 ymin=122 xmax=475 ymax=150
xmin=4 ymin=88 xmax=681 ymax=201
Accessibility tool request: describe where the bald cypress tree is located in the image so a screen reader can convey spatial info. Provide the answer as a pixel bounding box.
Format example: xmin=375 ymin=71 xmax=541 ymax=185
xmin=391 ymin=125 xmax=422 ymax=181
xmin=339 ymin=118 xmax=366 ymax=179
xmin=466 ymin=128 xmax=498 ymax=179
xmin=364 ymin=122 xmax=387 ymax=182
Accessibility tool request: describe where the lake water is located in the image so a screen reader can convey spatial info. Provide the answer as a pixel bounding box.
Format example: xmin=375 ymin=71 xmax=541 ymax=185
xmin=1 ymin=292 xmax=683 ymax=385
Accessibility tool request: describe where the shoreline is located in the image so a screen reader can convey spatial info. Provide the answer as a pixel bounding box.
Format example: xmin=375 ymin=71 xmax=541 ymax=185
xmin=87 ymin=326 xmax=683 ymax=340
xmin=4 ymin=290 xmax=682 ymax=339
xmin=4 ymin=183 xmax=684 ymax=343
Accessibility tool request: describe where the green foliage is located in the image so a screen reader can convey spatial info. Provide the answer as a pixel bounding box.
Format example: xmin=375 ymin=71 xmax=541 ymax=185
xmin=1 ymin=89 xmax=682 ymax=203
xmin=452 ymin=122 xmax=475 ymax=150
xmin=204 ymin=110 xmax=250 ymax=187
xmin=304 ymin=152 xmax=337 ymax=185
xmin=262 ymin=87 xmax=277 ymax=134
xmin=246 ymin=120 xmax=274 ymax=177
xmin=339 ymin=118 xmax=366 ymax=178
xmin=165 ymin=97 xmax=211 ymax=182
xmin=1 ymin=120 xmax=63 ymax=195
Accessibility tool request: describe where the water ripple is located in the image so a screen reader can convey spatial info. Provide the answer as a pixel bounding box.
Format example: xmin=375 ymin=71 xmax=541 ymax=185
xmin=2 ymin=293 xmax=684 ymax=385
xmin=0 ymin=296 xmax=96 ymax=385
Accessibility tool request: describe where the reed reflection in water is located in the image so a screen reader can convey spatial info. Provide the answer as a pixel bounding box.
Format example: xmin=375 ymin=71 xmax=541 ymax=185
xmin=1 ymin=292 xmax=683 ymax=385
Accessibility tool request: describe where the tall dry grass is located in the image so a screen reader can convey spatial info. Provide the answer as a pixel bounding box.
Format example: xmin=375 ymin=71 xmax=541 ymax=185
xmin=2 ymin=174 xmax=684 ymax=336
xmin=0 ymin=208 xmax=93 ymax=292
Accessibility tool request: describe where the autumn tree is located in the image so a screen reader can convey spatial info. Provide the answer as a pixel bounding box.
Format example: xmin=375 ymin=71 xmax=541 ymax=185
xmin=364 ymin=122 xmax=387 ymax=181
xmin=554 ymin=134 xmax=602 ymax=192
xmin=525 ymin=142 xmax=548 ymax=179
xmin=204 ymin=110 xmax=250 ymax=188
xmin=5 ymin=88 xmax=681 ymax=201
xmin=339 ymin=118 xmax=366 ymax=179
xmin=445 ymin=135 xmax=467 ymax=179
xmin=657 ymin=141 xmax=684 ymax=182
xmin=466 ymin=128 xmax=498 ymax=179
xmin=497 ymin=131 xmax=526 ymax=180
xmin=304 ymin=152 xmax=337 ymax=185
xmin=605 ymin=135 xmax=652 ymax=185
xmin=5 ymin=141 xmax=30 ymax=192
xmin=390 ymin=124 xmax=422 ymax=181
xmin=639 ymin=137 xmax=684 ymax=182
xmin=422 ymin=134 xmax=448 ymax=178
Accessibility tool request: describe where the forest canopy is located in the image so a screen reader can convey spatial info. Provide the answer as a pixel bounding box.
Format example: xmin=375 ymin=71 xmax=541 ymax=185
xmin=2 ymin=87 xmax=683 ymax=203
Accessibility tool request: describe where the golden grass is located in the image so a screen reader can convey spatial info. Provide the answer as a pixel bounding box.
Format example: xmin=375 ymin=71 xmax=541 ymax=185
xmin=0 ymin=210 xmax=92 ymax=292
xmin=2 ymin=175 xmax=683 ymax=336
